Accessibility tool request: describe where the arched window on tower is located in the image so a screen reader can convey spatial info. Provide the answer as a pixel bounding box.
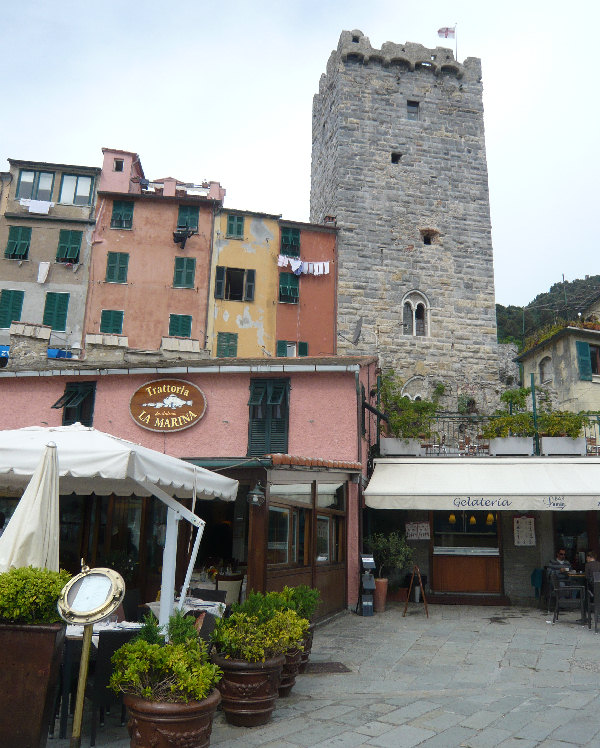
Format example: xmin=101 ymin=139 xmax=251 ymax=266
xmin=402 ymin=291 xmax=430 ymax=337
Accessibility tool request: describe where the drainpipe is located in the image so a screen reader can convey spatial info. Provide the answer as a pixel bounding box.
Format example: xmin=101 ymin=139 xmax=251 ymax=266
xmin=530 ymin=373 xmax=540 ymax=455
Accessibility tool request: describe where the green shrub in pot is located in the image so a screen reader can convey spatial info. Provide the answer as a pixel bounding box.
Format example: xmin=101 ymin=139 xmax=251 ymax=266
xmin=0 ymin=566 xmax=71 ymax=624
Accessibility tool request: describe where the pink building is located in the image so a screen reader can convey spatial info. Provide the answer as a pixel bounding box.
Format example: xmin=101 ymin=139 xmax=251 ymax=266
xmin=0 ymin=354 xmax=378 ymax=616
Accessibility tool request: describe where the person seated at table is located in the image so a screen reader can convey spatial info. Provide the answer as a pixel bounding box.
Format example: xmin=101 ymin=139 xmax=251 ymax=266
xmin=585 ymin=550 xmax=600 ymax=583
xmin=548 ymin=547 xmax=571 ymax=575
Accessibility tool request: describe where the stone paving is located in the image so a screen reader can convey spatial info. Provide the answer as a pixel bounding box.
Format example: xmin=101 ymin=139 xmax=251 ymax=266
xmin=52 ymin=602 xmax=600 ymax=747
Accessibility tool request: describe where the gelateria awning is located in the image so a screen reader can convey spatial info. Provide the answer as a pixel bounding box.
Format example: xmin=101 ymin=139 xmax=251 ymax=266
xmin=364 ymin=457 xmax=600 ymax=511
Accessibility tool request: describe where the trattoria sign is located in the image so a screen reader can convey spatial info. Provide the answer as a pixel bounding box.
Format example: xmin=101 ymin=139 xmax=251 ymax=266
xmin=130 ymin=379 xmax=207 ymax=433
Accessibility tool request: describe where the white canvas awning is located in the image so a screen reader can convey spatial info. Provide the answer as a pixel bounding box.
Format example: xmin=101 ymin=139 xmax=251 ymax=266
xmin=0 ymin=425 xmax=239 ymax=625
xmin=365 ymin=457 xmax=600 ymax=511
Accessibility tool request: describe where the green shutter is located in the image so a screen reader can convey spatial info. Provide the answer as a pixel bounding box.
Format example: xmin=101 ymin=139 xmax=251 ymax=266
xmin=111 ymin=201 xmax=134 ymax=229
xmin=227 ymin=214 xmax=244 ymax=237
xmin=43 ymin=292 xmax=69 ymax=331
xmin=276 ymin=340 xmax=288 ymax=357
xmin=106 ymin=252 xmax=129 ymax=283
xmin=169 ymin=314 xmax=192 ymax=337
xmin=280 ymin=227 xmax=300 ymax=257
xmin=576 ymin=340 xmax=593 ymax=381
xmin=298 ymin=341 xmax=309 ymax=357
xmin=279 ymin=273 xmax=299 ymax=303
xmin=248 ymin=381 xmax=267 ymax=406
xmin=173 ymin=257 xmax=195 ymax=288
xmin=217 ymin=332 xmax=237 ymax=357
xmin=100 ymin=309 xmax=124 ymax=334
xmin=0 ymin=290 xmax=24 ymax=328
xmin=56 ymin=230 xmax=82 ymax=262
xmin=215 ymin=266 xmax=225 ymax=298
xmin=247 ymin=379 xmax=289 ymax=456
xmin=244 ymin=269 xmax=255 ymax=301
xmin=177 ymin=205 xmax=199 ymax=230
xmin=5 ymin=226 xmax=31 ymax=259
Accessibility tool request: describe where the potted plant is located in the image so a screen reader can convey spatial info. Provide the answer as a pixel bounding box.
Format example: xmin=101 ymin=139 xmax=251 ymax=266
xmin=538 ymin=410 xmax=588 ymax=455
xmin=0 ymin=566 xmax=71 ymax=748
xmin=379 ymin=372 xmax=445 ymax=455
xmin=210 ymin=603 xmax=307 ymax=725
xmin=281 ymin=585 xmax=321 ymax=673
xmin=364 ymin=531 xmax=414 ymax=613
xmin=110 ymin=611 xmax=222 ymax=748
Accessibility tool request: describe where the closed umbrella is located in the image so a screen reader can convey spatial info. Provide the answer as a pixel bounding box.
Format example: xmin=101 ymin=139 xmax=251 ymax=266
xmin=0 ymin=442 xmax=59 ymax=572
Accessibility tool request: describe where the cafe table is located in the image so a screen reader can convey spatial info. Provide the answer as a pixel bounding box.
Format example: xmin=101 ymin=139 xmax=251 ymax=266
xmin=144 ymin=596 xmax=226 ymax=619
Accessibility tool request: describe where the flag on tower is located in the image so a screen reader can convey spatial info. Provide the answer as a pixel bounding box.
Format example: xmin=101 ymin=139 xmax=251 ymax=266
xmin=438 ymin=27 xmax=456 ymax=39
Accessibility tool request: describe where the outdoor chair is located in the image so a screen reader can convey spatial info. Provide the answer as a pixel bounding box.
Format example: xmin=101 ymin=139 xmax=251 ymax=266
xmin=215 ymin=573 xmax=244 ymax=606
xmin=186 ymin=610 xmax=218 ymax=654
xmin=550 ymin=571 xmax=585 ymax=624
xmin=85 ymin=629 xmax=139 ymax=746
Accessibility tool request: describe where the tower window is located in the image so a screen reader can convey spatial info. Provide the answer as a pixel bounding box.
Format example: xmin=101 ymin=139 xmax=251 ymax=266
xmin=352 ymin=35 xmax=360 ymax=43
xmin=114 ymin=159 xmax=124 ymax=172
xmin=391 ymin=152 xmax=402 ymax=164
xmin=420 ymin=229 xmax=439 ymax=245
xmin=407 ymin=100 xmax=419 ymax=121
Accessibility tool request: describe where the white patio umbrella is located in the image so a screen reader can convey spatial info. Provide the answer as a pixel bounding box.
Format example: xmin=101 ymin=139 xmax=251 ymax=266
xmin=0 ymin=442 xmax=59 ymax=572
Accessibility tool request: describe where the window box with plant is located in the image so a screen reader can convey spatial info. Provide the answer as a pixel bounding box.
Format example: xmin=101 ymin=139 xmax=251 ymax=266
xmin=110 ymin=612 xmax=222 ymax=748
xmin=364 ymin=531 xmax=414 ymax=613
xmin=210 ymin=593 xmax=307 ymax=726
xmin=0 ymin=566 xmax=71 ymax=748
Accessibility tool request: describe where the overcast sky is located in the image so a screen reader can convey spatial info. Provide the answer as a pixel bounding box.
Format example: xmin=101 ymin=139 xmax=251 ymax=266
xmin=2 ymin=0 xmax=598 ymax=307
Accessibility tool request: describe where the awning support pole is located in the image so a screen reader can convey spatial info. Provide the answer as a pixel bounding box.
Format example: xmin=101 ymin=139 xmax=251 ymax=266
xmin=159 ymin=507 xmax=179 ymax=628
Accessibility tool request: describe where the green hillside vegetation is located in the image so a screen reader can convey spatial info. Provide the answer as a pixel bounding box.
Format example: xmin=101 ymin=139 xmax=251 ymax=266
xmin=496 ymin=275 xmax=600 ymax=348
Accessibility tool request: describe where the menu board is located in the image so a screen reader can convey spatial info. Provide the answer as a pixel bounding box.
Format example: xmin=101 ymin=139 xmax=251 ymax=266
xmin=405 ymin=521 xmax=431 ymax=540
xmin=513 ymin=516 xmax=536 ymax=546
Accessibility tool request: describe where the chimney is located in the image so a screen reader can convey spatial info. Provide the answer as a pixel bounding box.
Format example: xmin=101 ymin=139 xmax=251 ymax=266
xmin=163 ymin=178 xmax=177 ymax=197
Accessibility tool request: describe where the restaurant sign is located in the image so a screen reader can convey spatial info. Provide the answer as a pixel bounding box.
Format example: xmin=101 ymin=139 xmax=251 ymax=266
xmin=130 ymin=379 xmax=207 ymax=433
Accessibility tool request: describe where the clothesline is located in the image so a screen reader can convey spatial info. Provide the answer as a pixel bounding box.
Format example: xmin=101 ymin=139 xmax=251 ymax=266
xmin=277 ymin=254 xmax=330 ymax=276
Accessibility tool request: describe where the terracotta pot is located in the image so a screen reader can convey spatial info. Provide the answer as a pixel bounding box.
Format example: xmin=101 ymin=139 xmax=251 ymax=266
xmin=211 ymin=652 xmax=284 ymax=727
xmin=298 ymin=624 xmax=315 ymax=674
xmin=125 ymin=689 xmax=220 ymax=748
xmin=0 ymin=622 xmax=65 ymax=748
xmin=374 ymin=578 xmax=388 ymax=613
xmin=279 ymin=647 xmax=302 ymax=697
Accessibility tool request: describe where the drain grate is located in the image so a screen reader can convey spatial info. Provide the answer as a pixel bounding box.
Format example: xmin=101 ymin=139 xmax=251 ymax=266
xmin=303 ymin=661 xmax=351 ymax=674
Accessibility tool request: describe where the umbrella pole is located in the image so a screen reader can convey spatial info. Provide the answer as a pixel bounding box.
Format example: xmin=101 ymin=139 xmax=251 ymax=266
xmin=70 ymin=623 xmax=93 ymax=748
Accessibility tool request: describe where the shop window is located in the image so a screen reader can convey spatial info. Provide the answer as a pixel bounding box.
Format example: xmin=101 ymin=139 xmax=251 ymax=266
xmin=214 ymin=267 xmax=255 ymax=301
xmin=247 ymin=378 xmax=289 ymax=456
xmin=52 ymin=382 xmax=96 ymax=426
xmin=267 ymin=504 xmax=310 ymax=566
xmin=433 ymin=510 xmax=498 ymax=548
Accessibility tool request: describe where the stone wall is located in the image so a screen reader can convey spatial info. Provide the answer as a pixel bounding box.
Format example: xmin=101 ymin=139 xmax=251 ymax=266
xmin=311 ymin=30 xmax=500 ymax=412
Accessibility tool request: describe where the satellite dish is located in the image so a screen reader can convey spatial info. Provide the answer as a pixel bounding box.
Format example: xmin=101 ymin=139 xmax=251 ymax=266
xmin=352 ymin=317 xmax=363 ymax=345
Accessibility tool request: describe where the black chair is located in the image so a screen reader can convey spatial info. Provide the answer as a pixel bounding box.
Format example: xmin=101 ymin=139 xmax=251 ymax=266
xmin=189 ymin=587 xmax=227 ymax=603
xmin=550 ymin=571 xmax=585 ymax=624
xmin=85 ymin=629 xmax=139 ymax=746
xmin=52 ymin=637 xmax=84 ymax=739
xmin=122 ymin=588 xmax=142 ymax=622
xmin=587 ymin=572 xmax=600 ymax=632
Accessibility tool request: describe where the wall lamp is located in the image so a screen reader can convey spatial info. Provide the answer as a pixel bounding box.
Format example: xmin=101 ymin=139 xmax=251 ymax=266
xmin=246 ymin=482 xmax=266 ymax=507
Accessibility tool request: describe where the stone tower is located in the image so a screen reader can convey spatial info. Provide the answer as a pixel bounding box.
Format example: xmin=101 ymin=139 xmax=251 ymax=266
xmin=311 ymin=30 xmax=499 ymax=407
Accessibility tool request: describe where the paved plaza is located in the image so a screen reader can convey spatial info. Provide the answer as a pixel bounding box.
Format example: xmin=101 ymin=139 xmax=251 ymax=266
xmin=52 ymin=602 xmax=600 ymax=747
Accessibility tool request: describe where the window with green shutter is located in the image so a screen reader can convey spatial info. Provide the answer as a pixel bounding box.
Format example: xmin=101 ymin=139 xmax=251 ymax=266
xmin=105 ymin=252 xmax=129 ymax=283
xmin=177 ymin=205 xmax=199 ymax=231
xmin=169 ymin=314 xmax=192 ymax=338
xmin=279 ymin=272 xmax=299 ymax=304
xmin=52 ymin=382 xmax=96 ymax=426
xmin=5 ymin=226 xmax=32 ymax=259
xmin=43 ymin=292 xmax=69 ymax=331
xmin=576 ymin=341 xmax=593 ymax=381
xmin=247 ymin=378 xmax=289 ymax=456
xmin=276 ymin=340 xmax=308 ymax=357
xmin=226 ymin=214 xmax=244 ymax=238
xmin=100 ymin=309 xmax=124 ymax=334
xmin=56 ymin=230 xmax=82 ymax=263
xmin=110 ymin=200 xmax=134 ymax=229
xmin=214 ymin=266 xmax=255 ymax=301
xmin=0 ymin=289 xmax=24 ymax=328
xmin=173 ymin=257 xmax=196 ymax=288
xmin=216 ymin=332 xmax=238 ymax=357
xmin=280 ymin=227 xmax=300 ymax=257
xmin=298 ymin=341 xmax=308 ymax=357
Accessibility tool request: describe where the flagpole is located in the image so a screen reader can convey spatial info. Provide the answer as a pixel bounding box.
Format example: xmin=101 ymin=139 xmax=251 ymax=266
xmin=454 ymin=23 xmax=458 ymax=60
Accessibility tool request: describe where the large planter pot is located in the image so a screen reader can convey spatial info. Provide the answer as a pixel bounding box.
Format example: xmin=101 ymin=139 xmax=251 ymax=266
xmin=380 ymin=437 xmax=424 ymax=456
xmin=488 ymin=437 xmax=534 ymax=456
xmin=279 ymin=647 xmax=302 ymax=697
xmin=374 ymin=578 xmax=388 ymax=613
xmin=123 ymin=688 xmax=221 ymax=748
xmin=0 ymin=622 xmax=65 ymax=748
xmin=124 ymin=689 xmax=220 ymax=748
xmin=540 ymin=436 xmax=586 ymax=456
xmin=298 ymin=623 xmax=315 ymax=674
xmin=211 ymin=652 xmax=284 ymax=727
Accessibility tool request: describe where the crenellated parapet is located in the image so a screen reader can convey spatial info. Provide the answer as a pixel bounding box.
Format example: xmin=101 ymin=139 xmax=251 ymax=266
xmin=325 ymin=29 xmax=484 ymax=82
